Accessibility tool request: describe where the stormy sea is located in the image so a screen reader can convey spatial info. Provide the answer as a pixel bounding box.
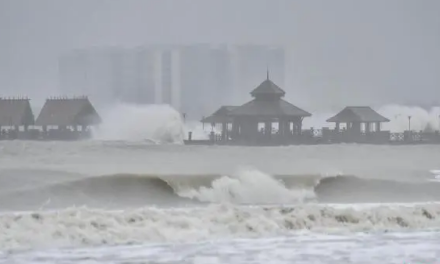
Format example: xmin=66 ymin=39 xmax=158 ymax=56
xmin=1 ymin=105 xmax=440 ymax=264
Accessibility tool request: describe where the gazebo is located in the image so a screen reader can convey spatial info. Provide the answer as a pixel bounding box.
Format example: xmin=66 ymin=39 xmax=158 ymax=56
xmin=326 ymin=106 xmax=389 ymax=133
xmin=325 ymin=106 xmax=390 ymax=143
xmin=202 ymin=74 xmax=311 ymax=144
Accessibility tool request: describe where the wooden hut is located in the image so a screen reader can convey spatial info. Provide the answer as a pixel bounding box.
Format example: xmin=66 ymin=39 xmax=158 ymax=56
xmin=0 ymin=98 xmax=35 ymax=139
xmin=326 ymin=106 xmax=390 ymax=143
xmin=225 ymin=75 xmax=311 ymax=144
xmin=35 ymin=96 xmax=101 ymax=139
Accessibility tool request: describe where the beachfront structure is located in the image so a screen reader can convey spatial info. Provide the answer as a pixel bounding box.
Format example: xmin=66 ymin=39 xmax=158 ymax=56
xmin=36 ymin=96 xmax=101 ymax=128
xmin=324 ymin=106 xmax=391 ymax=143
xmin=201 ymin=106 xmax=236 ymax=140
xmin=326 ymin=106 xmax=390 ymax=132
xmin=201 ymin=75 xmax=311 ymax=145
xmin=0 ymin=98 xmax=35 ymax=139
xmin=201 ymin=106 xmax=237 ymax=124
xmin=35 ymin=96 xmax=101 ymax=140
xmin=0 ymin=95 xmax=437 ymax=144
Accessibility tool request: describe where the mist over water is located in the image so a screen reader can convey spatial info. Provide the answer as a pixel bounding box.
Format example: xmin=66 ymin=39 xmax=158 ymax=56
xmin=90 ymin=103 xmax=223 ymax=142
xmin=92 ymin=104 xmax=185 ymax=143
xmin=378 ymin=105 xmax=440 ymax=132
xmin=183 ymin=121 xmax=214 ymax=140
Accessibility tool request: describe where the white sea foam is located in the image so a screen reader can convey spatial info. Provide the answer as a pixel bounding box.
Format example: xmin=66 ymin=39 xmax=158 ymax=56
xmin=1 ymin=203 xmax=440 ymax=250
xmin=4 ymin=232 xmax=440 ymax=264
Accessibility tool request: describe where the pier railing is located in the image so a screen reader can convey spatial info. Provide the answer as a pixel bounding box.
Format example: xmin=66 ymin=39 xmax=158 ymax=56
xmin=189 ymin=128 xmax=440 ymax=145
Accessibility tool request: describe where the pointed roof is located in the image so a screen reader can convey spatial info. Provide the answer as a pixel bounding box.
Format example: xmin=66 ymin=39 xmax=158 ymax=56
xmin=250 ymin=79 xmax=286 ymax=98
xmin=227 ymin=76 xmax=310 ymax=118
xmin=0 ymin=98 xmax=35 ymax=126
xmin=326 ymin=106 xmax=390 ymax=123
xmin=36 ymin=97 xmax=101 ymax=126
xmin=201 ymin=106 xmax=237 ymax=123
xmin=229 ymin=99 xmax=311 ymax=118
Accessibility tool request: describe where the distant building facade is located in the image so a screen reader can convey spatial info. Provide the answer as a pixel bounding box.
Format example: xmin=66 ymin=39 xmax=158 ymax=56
xmin=58 ymin=44 xmax=289 ymax=119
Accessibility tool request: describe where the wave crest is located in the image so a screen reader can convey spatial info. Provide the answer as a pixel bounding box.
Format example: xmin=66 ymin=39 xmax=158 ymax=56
xmin=1 ymin=169 xmax=440 ymax=211
xmin=177 ymin=168 xmax=316 ymax=204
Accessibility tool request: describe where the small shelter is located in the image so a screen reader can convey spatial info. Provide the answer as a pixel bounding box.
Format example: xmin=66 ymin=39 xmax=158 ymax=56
xmin=36 ymin=96 xmax=101 ymax=131
xmin=228 ymin=76 xmax=311 ymax=141
xmin=0 ymin=97 xmax=34 ymax=130
xmin=326 ymin=106 xmax=389 ymax=133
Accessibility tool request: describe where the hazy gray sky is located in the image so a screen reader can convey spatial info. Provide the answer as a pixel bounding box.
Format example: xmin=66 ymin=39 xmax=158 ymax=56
xmin=1 ymin=0 xmax=439 ymax=110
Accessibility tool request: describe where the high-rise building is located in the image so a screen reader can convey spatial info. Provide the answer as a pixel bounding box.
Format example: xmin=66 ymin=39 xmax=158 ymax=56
xmin=134 ymin=47 xmax=156 ymax=104
xmin=58 ymin=44 xmax=288 ymax=119
xmin=58 ymin=47 xmax=125 ymax=105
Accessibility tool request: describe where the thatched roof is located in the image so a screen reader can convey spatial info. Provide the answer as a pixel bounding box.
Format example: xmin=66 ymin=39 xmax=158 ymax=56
xmin=326 ymin=106 xmax=390 ymax=123
xmin=201 ymin=106 xmax=237 ymax=124
xmin=250 ymin=79 xmax=285 ymax=98
xmin=36 ymin=97 xmax=101 ymax=126
xmin=0 ymin=98 xmax=34 ymax=126
xmin=229 ymin=99 xmax=311 ymax=118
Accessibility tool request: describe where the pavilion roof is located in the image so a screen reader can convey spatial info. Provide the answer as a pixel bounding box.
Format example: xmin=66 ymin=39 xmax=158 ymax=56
xmin=36 ymin=96 xmax=101 ymax=126
xmin=326 ymin=106 xmax=390 ymax=123
xmin=201 ymin=106 xmax=237 ymax=123
xmin=229 ymin=99 xmax=311 ymax=118
xmin=0 ymin=98 xmax=34 ymax=126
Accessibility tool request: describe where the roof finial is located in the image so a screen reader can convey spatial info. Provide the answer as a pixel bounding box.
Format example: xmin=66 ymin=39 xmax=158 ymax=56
xmin=266 ymin=66 xmax=270 ymax=80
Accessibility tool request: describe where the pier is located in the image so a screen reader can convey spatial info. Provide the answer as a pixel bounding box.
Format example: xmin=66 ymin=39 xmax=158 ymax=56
xmin=186 ymin=77 xmax=440 ymax=146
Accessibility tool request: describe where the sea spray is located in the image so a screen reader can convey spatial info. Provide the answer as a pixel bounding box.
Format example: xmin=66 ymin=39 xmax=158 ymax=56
xmin=377 ymin=105 xmax=440 ymax=132
xmin=183 ymin=121 xmax=222 ymax=140
xmin=92 ymin=104 xmax=185 ymax=143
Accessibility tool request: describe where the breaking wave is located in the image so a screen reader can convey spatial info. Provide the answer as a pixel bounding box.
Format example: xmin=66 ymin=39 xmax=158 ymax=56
xmin=1 ymin=169 xmax=440 ymax=212
xmin=378 ymin=105 xmax=440 ymax=132
xmin=177 ymin=169 xmax=316 ymax=204
xmin=1 ymin=203 xmax=440 ymax=250
xmin=92 ymin=104 xmax=185 ymax=144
